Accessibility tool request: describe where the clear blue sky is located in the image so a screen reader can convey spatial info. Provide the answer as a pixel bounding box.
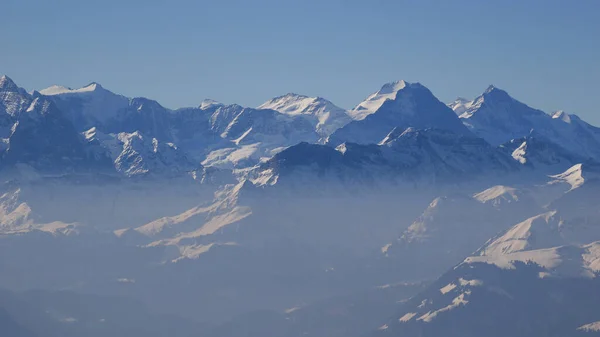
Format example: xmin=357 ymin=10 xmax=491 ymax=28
xmin=2 ymin=0 xmax=600 ymax=124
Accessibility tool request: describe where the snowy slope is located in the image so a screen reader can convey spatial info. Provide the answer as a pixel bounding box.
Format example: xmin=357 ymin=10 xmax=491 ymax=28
xmin=173 ymin=102 xmax=322 ymax=168
xmin=458 ymin=85 xmax=551 ymax=145
xmin=548 ymin=162 xmax=600 ymax=191
xmin=348 ymin=81 xmax=407 ymax=120
xmin=258 ymin=93 xmax=351 ymax=137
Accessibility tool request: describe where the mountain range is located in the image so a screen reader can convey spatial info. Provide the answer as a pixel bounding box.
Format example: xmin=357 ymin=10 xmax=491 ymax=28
xmin=1 ymin=74 xmax=600 ymax=337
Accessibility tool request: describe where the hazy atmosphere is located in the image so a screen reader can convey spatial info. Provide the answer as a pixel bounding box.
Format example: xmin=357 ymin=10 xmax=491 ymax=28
xmin=1 ymin=1 xmax=600 ymax=337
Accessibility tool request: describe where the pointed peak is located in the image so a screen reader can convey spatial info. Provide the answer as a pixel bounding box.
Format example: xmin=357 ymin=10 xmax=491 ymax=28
xmin=484 ymin=84 xmax=497 ymax=93
xmin=349 ymin=80 xmax=418 ymax=120
xmin=481 ymin=85 xmax=512 ymax=101
xmin=83 ymin=82 xmax=103 ymax=91
xmin=0 ymin=75 xmax=19 ymax=91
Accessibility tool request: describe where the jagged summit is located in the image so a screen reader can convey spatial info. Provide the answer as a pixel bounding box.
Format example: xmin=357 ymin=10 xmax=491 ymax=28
xmin=258 ymin=92 xmax=350 ymax=137
xmin=0 ymin=75 xmax=19 ymax=91
xmin=377 ymin=80 xmax=408 ymax=95
xmin=484 ymin=84 xmax=497 ymax=94
xmin=482 ymin=84 xmax=513 ymax=100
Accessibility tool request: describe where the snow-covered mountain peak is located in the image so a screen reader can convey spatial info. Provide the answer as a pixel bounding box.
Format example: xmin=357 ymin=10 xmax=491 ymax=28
xmin=258 ymin=92 xmax=350 ymax=136
xmin=378 ymin=80 xmax=408 ymax=95
xmin=258 ymin=93 xmax=336 ymax=114
xmin=456 ymin=85 xmax=514 ymax=119
xmin=39 ymin=85 xmax=72 ymax=95
xmin=330 ymin=82 xmax=472 ymax=146
xmin=484 ymin=84 xmax=497 ymax=94
xmin=349 ymin=80 xmax=412 ymax=120
xmin=200 ymin=99 xmax=223 ymax=110
xmin=0 ymin=75 xmax=19 ymax=92
xmin=480 ymin=85 xmax=513 ymax=103
xmin=40 ymin=82 xmax=106 ymax=96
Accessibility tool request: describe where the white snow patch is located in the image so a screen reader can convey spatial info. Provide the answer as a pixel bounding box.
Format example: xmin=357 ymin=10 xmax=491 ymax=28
xmin=511 ymin=141 xmax=528 ymax=164
xmin=578 ymin=321 xmax=600 ymax=332
xmin=548 ymin=164 xmax=588 ymax=191
xmin=439 ymin=283 xmax=457 ymax=294
xmin=417 ymin=292 xmax=470 ymax=323
xmin=399 ymin=312 xmax=417 ymax=322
